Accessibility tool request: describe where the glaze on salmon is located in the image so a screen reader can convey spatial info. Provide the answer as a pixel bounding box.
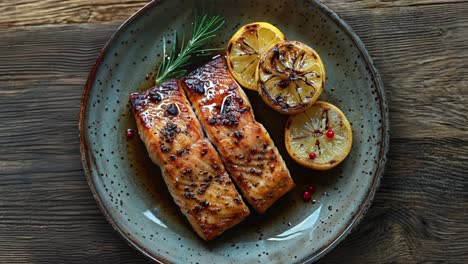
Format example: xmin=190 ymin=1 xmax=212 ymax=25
xmin=182 ymin=57 xmax=295 ymax=213
xmin=129 ymin=79 xmax=250 ymax=240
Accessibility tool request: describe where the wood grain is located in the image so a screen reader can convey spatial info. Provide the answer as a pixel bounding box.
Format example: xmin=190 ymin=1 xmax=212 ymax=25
xmin=326 ymin=0 xmax=468 ymax=9
xmin=2 ymin=0 xmax=468 ymax=28
xmin=0 ymin=0 xmax=148 ymax=28
xmin=0 ymin=0 xmax=467 ymax=263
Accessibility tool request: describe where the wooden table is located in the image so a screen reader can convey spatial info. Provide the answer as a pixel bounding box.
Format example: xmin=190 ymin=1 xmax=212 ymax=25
xmin=1 ymin=0 xmax=467 ymax=263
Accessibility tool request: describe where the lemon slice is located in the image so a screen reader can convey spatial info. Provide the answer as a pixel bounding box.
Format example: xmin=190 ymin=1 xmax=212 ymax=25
xmin=227 ymin=22 xmax=285 ymax=90
xmin=285 ymin=101 xmax=352 ymax=170
xmin=258 ymin=41 xmax=325 ymax=114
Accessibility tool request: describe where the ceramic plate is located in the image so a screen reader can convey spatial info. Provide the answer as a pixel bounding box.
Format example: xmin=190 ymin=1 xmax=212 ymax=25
xmin=80 ymin=0 xmax=389 ymax=263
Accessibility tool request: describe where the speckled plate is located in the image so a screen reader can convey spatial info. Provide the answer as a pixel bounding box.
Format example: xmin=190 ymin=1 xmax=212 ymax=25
xmin=79 ymin=0 xmax=389 ymax=263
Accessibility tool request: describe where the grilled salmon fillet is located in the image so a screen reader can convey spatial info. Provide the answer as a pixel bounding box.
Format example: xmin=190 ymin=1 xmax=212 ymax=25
xmin=129 ymin=79 xmax=250 ymax=240
xmin=182 ymin=57 xmax=295 ymax=213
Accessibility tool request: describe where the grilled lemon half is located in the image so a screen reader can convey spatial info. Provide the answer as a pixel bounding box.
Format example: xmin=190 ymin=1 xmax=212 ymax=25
xmin=226 ymin=22 xmax=285 ymax=90
xmin=258 ymin=41 xmax=325 ymax=114
xmin=285 ymin=101 xmax=352 ymax=170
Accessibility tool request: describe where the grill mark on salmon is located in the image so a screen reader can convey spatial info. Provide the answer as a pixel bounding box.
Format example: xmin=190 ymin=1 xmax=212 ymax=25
xmin=182 ymin=57 xmax=295 ymax=213
xmin=129 ymin=79 xmax=250 ymax=240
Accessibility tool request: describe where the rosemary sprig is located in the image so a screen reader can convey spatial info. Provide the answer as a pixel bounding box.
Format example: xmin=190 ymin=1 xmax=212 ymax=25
xmin=155 ymin=15 xmax=225 ymax=84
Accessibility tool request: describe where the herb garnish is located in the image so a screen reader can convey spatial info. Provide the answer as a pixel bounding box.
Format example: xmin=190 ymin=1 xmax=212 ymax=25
xmin=155 ymin=15 xmax=225 ymax=84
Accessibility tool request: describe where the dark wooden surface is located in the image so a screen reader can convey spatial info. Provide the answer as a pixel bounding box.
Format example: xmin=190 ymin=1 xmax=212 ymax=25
xmin=1 ymin=0 xmax=467 ymax=263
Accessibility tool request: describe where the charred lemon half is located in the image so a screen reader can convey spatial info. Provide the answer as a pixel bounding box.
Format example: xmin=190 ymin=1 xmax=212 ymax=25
xmin=227 ymin=22 xmax=285 ymax=90
xmin=258 ymin=41 xmax=325 ymax=114
xmin=285 ymin=101 xmax=352 ymax=170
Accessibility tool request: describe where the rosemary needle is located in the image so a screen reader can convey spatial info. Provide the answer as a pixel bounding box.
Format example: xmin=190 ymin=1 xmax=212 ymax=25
xmin=155 ymin=15 xmax=225 ymax=84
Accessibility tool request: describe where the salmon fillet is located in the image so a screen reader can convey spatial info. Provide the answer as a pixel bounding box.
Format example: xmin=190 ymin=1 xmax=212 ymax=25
xmin=182 ymin=57 xmax=295 ymax=213
xmin=129 ymin=79 xmax=250 ymax=240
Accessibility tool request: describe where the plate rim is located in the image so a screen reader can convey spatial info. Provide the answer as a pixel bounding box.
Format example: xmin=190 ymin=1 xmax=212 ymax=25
xmin=79 ymin=0 xmax=389 ymax=263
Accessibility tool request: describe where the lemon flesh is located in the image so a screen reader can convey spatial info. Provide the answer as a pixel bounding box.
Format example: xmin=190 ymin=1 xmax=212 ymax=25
xmin=285 ymin=101 xmax=352 ymax=170
xmin=227 ymin=22 xmax=285 ymax=90
xmin=258 ymin=41 xmax=325 ymax=114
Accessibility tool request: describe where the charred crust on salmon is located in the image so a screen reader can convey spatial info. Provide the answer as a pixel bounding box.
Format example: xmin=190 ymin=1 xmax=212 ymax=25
xmin=160 ymin=145 xmax=171 ymax=152
xmin=201 ymin=147 xmax=208 ymax=156
xmin=208 ymin=118 xmax=217 ymax=125
xmin=198 ymin=175 xmax=213 ymax=194
xmin=149 ymin=90 xmax=162 ymax=103
xmin=195 ymin=82 xmax=205 ymax=94
xmin=176 ymin=147 xmax=190 ymax=156
xmin=232 ymin=130 xmax=244 ymax=139
xmin=182 ymin=57 xmax=295 ymax=214
xmin=184 ymin=192 xmax=195 ymax=199
xmin=165 ymin=103 xmax=179 ymax=116
xmin=161 ymin=123 xmax=180 ymax=143
xmin=129 ymin=92 xmax=148 ymax=112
